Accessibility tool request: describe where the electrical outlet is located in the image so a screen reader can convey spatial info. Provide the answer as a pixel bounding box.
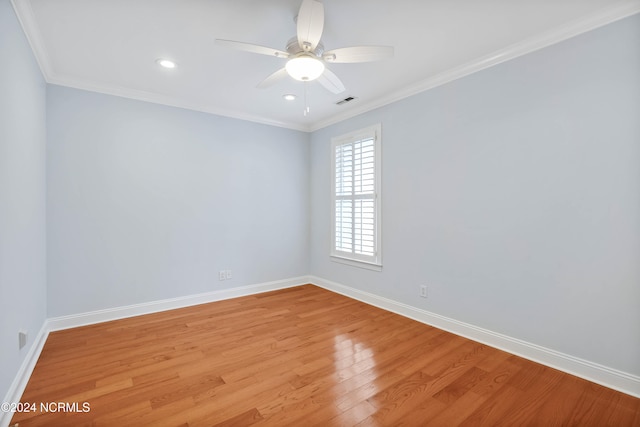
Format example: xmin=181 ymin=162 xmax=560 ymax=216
xmin=18 ymin=330 xmax=27 ymax=349
xmin=420 ymin=285 xmax=428 ymax=298
xmin=226 ymin=270 xmax=232 ymax=280
xmin=219 ymin=270 xmax=226 ymax=281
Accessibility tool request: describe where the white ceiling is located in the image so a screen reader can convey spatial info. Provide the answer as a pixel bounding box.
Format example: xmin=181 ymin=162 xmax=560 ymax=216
xmin=12 ymin=0 xmax=640 ymax=131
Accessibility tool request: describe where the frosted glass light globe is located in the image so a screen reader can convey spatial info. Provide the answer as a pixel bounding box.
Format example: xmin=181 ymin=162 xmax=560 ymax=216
xmin=285 ymin=55 xmax=325 ymax=81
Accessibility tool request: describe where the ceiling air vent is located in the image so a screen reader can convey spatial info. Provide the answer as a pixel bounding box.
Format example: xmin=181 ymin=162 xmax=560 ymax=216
xmin=336 ymin=96 xmax=357 ymax=105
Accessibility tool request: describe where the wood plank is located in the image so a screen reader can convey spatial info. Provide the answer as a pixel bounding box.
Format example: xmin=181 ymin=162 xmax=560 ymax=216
xmin=10 ymin=284 xmax=640 ymax=426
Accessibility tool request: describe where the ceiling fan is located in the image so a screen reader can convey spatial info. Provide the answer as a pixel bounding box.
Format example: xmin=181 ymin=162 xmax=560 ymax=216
xmin=215 ymin=0 xmax=393 ymax=95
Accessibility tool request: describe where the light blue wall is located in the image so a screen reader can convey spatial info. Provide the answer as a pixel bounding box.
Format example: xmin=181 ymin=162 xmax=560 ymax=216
xmin=2 ymin=0 xmax=638 ymax=401
xmin=46 ymin=86 xmax=310 ymax=316
xmin=310 ymin=14 xmax=640 ymax=376
xmin=0 ymin=0 xmax=47 ymax=401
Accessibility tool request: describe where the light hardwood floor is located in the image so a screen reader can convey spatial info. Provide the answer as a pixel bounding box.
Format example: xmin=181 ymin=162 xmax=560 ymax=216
xmin=11 ymin=285 xmax=640 ymax=426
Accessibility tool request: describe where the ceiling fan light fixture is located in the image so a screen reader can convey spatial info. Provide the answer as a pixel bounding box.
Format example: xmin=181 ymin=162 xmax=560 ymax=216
xmin=285 ymin=55 xmax=325 ymax=81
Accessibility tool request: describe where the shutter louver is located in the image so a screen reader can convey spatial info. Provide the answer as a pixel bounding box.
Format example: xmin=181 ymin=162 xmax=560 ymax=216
xmin=334 ymin=135 xmax=377 ymax=259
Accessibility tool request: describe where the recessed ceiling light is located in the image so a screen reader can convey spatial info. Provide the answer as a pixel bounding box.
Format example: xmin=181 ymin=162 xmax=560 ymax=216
xmin=283 ymin=94 xmax=297 ymax=101
xmin=156 ymin=58 xmax=176 ymax=69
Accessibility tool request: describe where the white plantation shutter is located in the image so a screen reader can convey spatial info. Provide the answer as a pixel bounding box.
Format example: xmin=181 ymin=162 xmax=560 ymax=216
xmin=331 ymin=124 xmax=381 ymax=268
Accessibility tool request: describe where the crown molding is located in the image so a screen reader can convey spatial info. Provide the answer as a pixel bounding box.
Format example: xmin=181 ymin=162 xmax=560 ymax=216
xmin=308 ymin=4 xmax=640 ymax=132
xmin=10 ymin=0 xmax=54 ymax=78
xmin=46 ymin=75 xmax=312 ymax=132
xmin=12 ymin=0 xmax=639 ymax=134
xmin=10 ymin=0 xmax=311 ymax=133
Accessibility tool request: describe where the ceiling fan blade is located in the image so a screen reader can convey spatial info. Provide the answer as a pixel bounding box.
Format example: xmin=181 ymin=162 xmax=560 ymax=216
xmin=257 ymin=68 xmax=289 ymax=89
xmin=317 ymin=69 xmax=345 ymax=94
xmin=323 ymin=46 xmax=394 ymax=63
xmin=297 ymin=0 xmax=324 ymax=52
xmin=215 ymin=39 xmax=290 ymax=59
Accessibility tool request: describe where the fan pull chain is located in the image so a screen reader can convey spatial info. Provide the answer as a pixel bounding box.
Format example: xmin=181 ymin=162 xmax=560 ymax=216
xmin=304 ymin=82 xmax=310 ymax=116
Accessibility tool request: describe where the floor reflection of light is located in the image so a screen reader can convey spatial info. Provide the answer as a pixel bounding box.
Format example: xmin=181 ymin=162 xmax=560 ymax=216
xmin=330 ymin=334 xmax=380 ymax=424
xmin=333 ymin=334 xmax=377 ymax=381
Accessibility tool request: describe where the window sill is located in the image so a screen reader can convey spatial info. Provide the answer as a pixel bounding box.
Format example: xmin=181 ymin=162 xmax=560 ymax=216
xmin=330 ymin=256 xmax=382 ymax=272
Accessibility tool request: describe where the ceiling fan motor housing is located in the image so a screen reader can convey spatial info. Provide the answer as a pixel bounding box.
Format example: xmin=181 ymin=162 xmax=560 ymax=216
xmin=287 ymin=37 xmax=324 ymax=58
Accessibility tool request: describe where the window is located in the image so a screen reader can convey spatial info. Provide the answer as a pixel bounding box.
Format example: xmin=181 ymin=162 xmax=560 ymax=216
xmin=331 ymin=124 xmax=381 ymax=270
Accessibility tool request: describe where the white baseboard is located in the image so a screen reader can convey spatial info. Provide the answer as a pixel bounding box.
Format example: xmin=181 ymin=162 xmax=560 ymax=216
xmin=48 ymin=276 xmax=311 ymax=331
xmin=0 ymin=276 xmax=311 ymax=427
xmin=1 ymin=321 xmax=50 ymax=427
xmin=3 ymin=273 xmax=637 ymax=427
xmin=308 ymin=275 xmax=640 ymax=398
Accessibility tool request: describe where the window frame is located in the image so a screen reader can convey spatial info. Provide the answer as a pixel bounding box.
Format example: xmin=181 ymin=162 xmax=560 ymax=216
xmin=330 ymin=123 xmax=382 ymax=271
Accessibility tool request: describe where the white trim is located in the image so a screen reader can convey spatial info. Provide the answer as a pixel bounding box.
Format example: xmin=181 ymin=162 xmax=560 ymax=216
xmin=330 ymin=124 xmax=382 ymax=267
xmin=9 ymin=0 xmax=54 ymax=81
xmin=12 ymin=0 xmax=639 ymax=133
xmin=1 ymin=321 xmax=50 ymax=427
xmin=9 ymin=0 xmax=308 ymax=133
xmin=46 ymin=77 xmax=311 ymax=133
xmin=48 ymin=276 xmax=310 ymax=331
xmin=0 ymin=276 xmax=310 ymax=427
xmin=330 ymin=255 xmax=382 ymax=272
xmin=2 ymin=273 xmax=638 ymax=426
xmin=308 ymin=275 xmax=640 ymax=398
xmin=309 ymin=5 xmax=640 ymax=132
xmin=8 ymin=0 xmax=309 ymax=133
